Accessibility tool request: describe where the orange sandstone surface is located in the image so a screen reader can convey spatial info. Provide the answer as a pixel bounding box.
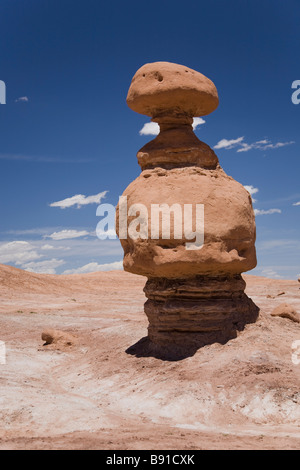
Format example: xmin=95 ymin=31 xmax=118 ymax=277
xmin=117 ymin=62 xmax=258 ymax=354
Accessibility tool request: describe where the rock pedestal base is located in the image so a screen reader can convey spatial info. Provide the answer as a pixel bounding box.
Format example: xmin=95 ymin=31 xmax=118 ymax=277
xmin=144 ymin=275 xmax=259 ymax=353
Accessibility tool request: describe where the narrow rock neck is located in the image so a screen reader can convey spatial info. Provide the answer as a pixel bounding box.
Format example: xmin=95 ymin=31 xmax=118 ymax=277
xmin=137 ymin=113 xmax=219 ymax=171
xmin=153 ymin=113 xmax=194 ymax=131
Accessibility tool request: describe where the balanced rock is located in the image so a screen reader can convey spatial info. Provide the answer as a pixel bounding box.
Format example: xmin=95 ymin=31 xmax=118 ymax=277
xmin=127 ymin=62 xmax=219 ymax=118
xmin=117 ymin=61 xmax=259 ymax=357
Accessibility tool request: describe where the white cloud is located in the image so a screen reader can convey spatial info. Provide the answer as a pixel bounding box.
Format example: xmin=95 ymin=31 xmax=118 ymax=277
xmin=41 ymin=244 xmax=69 ymax=251
xmin=42 ymin=237 xmax=123 ymax=258
xmin=263 ymin=141 xmax=295 ymax=149
xmin=192 ymin=117 xmax=206 ymax=130
xmin=15 ymin=96 xmax=29 ymax=103
xmin=214 ymin=137 xmax=244 ymax=150
xmin=47 ymin=230 xmax=90 ymax=240
xmin=22 ymin=259 xmax=65 ymax=274
xmin=237 ymin=143 xmax=254 ymax=153
xmin=0 ymin=231 xmax=123 ymax=275
xmin=244 ymin=185 xmax=259 ymax=203
xmin=62 ymin=260 xmax=123 ymax=275
xmin=249 ymin=263 xmax=299 ymax=280
xmin=96 ymin=228 xmax=117 ymax=239
xmin=214 ymin=136 xmax=295 ymax=153
xmin=293 ymin=201 xmax=300 ymax=206
xmin=0 ymin=241 xmax=41 ymax=265
xmin=254 ymin=208 xmax=281 ymax=216
xmin=261 ymin=268 xmax=283 ymax=279
xmin=255 ymin=139 xmax=269 ymax=145
xmin=50 ymin=191 xmax=107 ymax=209
xmin=237 ymin=141 xmax=295 ymax=152
xmin=139 ymin=118 xmax=205 ymax=136
xmin=0 ymin=241 xmax=65 ymax=274
xmin=139 ymin=122 xmax=160 ymax=136
xmin=3 ymin=228 xmax=56 ymax=236
xmin=243 ymin=140 xmax=293 ymax=152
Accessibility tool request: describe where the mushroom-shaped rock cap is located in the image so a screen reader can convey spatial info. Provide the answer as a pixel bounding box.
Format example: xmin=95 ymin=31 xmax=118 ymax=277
xmin=127 ymin=61 xmax=219 ymax=118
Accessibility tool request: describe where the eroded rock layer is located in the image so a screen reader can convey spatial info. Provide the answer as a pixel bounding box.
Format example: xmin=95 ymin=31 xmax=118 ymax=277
xmin=144 ymin=275 xmax=259 ymax=351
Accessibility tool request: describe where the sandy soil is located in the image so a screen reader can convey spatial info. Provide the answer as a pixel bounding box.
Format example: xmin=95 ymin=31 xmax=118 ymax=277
xmin=0 ymin=264 xmax=299 ymax=450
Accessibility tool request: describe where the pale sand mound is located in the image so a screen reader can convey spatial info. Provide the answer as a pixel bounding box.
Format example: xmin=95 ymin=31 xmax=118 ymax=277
xmin=0 ymin=263 xmax=300 ymax=450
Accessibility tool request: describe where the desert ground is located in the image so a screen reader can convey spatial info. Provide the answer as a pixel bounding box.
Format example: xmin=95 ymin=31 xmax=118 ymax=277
xmin=0 ymin=263 xmax=299 ymax=450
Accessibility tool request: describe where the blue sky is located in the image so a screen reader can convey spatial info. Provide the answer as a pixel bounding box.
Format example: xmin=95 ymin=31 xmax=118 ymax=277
xmin=0 ymin=0 xmax=299 ymax=278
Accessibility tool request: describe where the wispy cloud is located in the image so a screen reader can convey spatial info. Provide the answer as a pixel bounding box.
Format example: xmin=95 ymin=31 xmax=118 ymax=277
xmin=41 ymin=244 xmax=56 ymax=250
xmin=22 ymin=259 xmax=65 ymax=275
xmin=0 ymin=231 xmax=122 ymax=275
xmin=50 ymin=191 xmax=107 ymax=209
xmin=261 ymin=193 xmax=300 ymax=206
xmin=41 ymin=244 xmax=69 ymax=251
xmin=47 ymin=230 xmax=91 ymax=240
xmin=293 ymin=201 xmax=300 ymax=206
xmin=15 ymin=96 xmax=29 ymax=103
xmin=244 ymin=185 xmax=259 ymax=203
xmin=254 ymin=208 xmax=281 ymax=216
xmin=139 ymin=118 xmax=205 ymax=136
xmin=0 ymin=241 xmax=41 ymax=265
xmin=252 ymin=263 xmax=300 ymax=280
xmin=243 ymin=185 xmax=283 ymax=213
xmin=0 ymin=241 xmax=65 ymax=274
xmin=258 ymin=239 xmax=300 ymax=250
xmin=214 ymin=136 xmax=295 ymax=153
xmin=238 ymin=140 xmax=295 ymax=152
xmin=1 ymin=227 xmax=92 ymax=241
xmin=243 ymin=185 xmax=282 ymax=214
xmin=62 ymin=260 xmax=123 ymax=275
xmin=2 ymin=227 xmax=55 ymax=236
xmin=214 ymin=137 xmax=244 ymax=150
xmin=260 ymin=268 xmax=283 ymax=279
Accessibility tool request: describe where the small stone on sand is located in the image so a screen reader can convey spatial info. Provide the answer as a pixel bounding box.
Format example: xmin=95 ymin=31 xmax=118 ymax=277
xmin=42 ymin=329 xmax=77 ymax=346
xmin=271 ymin=303 xmax=300 ymax=323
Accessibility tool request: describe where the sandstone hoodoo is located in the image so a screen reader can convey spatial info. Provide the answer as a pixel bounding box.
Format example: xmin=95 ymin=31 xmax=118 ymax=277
xmin=117 ymin=61 xmax=259 ymax=357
